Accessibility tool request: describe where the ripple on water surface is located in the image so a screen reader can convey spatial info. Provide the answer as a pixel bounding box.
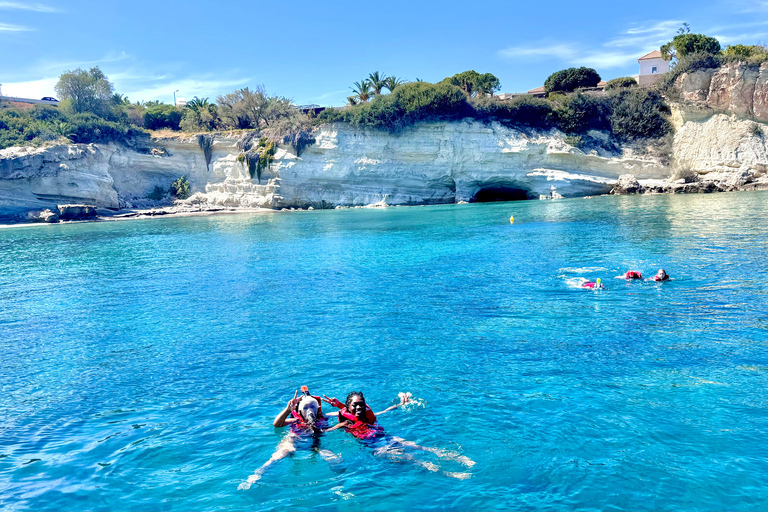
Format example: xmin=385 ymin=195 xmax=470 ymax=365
xmin=1 ymin=192 xmax=768 ymax=511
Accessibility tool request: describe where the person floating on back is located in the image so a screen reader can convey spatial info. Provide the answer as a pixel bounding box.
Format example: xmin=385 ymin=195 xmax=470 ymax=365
xmin=239 ymin=387 xmax=340 ymax=490
xmin=322 ymin=391 xmax=475 ymax=479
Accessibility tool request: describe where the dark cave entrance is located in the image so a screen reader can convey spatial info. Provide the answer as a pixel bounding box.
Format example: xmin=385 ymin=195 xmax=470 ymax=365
xmin=471 ymin=186 xmax=532 ymax=203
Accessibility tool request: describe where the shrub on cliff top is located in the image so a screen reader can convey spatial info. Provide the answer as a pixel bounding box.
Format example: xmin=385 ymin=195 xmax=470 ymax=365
xmin=605 ymin=77 xmax=638 ymax=90
xmin=343 ymin=81 xmax=469 ymax=131
xmin=66 ymin=113 xmax=148 ymax=144
xmin=609 ymin=89 xmax=671 ymax=141
xmin=722 ymin=44 xmax=768 ymax=65
xmin=144 ymin=104 xmax=183 ymax=131
xmin=471 ymin=96 xmax=555 ymax=129
xmin=544 ymin=67 xmax=601 ymax=93
xmin=554 ymin=93 xmax=612 ymax=134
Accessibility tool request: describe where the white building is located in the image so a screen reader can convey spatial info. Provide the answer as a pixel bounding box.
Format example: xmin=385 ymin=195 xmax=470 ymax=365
xmin=638 ymin=50 xmax=670 ymax=87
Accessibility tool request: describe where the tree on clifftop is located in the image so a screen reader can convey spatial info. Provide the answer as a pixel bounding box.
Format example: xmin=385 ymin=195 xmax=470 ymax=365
xmin=444 ymin=71 xmax=500 ymax=98
xmin=660 ymin=24 xmax=721 ymax=62
xmin=544 ymin=67 xmax=601 ymax=93
xmin=55 ymin=67 xmax=114 ymax=117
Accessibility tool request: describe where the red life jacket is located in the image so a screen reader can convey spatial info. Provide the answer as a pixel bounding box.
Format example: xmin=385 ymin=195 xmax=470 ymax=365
xmin=338 ymin=405 xmax=381 ymax=439
xmin=625 ymin=271 xmax=643 ymax=279
xmin=653 ymin=275 xmax=669 ymax=281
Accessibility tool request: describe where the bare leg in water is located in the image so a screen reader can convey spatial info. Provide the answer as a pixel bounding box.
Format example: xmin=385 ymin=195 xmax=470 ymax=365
xmin=373 ymin=436 xmax=475 ymax=480
xmin=239 ymin=433 xmax=298 ymax=490
xmin=238 ymin=434 xmax=343 ymax=490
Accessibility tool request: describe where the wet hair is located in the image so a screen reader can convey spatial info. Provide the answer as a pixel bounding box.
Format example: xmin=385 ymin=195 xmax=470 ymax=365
xmin=345 ymin=391 xmax=365 ymax=409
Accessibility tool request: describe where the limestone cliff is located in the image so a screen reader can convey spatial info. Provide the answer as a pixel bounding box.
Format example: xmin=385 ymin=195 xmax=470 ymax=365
xmin=2 ymin=62 xmax=768 ymax=220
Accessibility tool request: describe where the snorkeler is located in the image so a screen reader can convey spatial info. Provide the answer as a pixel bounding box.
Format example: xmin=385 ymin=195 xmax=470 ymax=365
xmin=582 ymin=278 xmax=604 ymax=289
xmin=321 ymin=391 xmax=475 ymax=479
xmin=653 ymin=269 xmax=670 ymax=281
xmin=238 ymin=387 xmax=340 ymax=490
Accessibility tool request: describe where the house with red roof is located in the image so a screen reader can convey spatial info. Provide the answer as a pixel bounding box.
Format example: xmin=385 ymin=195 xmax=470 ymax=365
xmin=638 ymin=50 xmax=670 ymax=87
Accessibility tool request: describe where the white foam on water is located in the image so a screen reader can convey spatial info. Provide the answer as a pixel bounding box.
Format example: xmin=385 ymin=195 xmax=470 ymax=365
xmin=558 ymin=267 xmax=609 ymax=274
xmin=331 ymin=486 xmax=354 ymax=500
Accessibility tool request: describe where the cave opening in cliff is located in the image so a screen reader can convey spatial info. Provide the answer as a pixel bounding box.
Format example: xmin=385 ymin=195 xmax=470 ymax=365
xmin=471 ymin=186 xmax=531 ymax=203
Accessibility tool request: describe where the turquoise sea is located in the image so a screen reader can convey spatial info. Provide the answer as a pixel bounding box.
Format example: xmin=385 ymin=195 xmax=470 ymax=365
xmin=2 ymin=192 xmax=768 ymax=511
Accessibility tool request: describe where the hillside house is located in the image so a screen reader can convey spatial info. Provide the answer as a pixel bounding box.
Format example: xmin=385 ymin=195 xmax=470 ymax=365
xmin=638 ymin=50 xmax=670 ymax=87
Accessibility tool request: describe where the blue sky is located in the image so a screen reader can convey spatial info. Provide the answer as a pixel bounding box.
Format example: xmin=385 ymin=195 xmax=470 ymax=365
xmin=1 ymin=0 xmax=766 ymax=106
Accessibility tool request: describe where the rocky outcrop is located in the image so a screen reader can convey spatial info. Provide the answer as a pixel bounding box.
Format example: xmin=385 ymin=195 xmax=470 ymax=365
xmin=674 ymin=62 xmax=768 ymax=121
xmin=0 ymin=144 xmax=117 ymax=219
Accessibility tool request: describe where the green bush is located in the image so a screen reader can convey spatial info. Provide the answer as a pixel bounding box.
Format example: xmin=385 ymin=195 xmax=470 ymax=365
xmin=471 ymin=96 xmax=555 ymax=129
xmin=545 ymin=67 xmax=601 ymax=93
xmin=66 ymin=113 xmax=147 ymax=144
xmin=605 ymin=77 xmax=638 ymax=90
xmin=316 ymin=108 xmax=345 ymax=124
xmin=722 ymin=44 xmax=768 ymax=65
xmin=609 ymin=89 xmax=671 ymax=140
xmin=170 ymin=176 xmax=191 ymax=199
xmin=344 ymin=81 xmax=469 ymax=131
xmin=554 ymin=94 xmax=611 ymax=134
xmin=0 ymin=109 xmax=44 ymax=148
xmin=143 ymin=104 xmax=183 ymax=131
xmin=662 ymin=33 xmax=721 ymax=59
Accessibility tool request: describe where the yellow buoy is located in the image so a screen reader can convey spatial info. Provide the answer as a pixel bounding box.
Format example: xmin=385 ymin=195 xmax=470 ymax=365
xmin=509 ymin=215 xmax=515 ymax=224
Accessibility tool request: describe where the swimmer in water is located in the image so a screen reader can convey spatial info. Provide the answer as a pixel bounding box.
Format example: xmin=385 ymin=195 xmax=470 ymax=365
xmin=582 ymin=278 xmax=604 ymax=289
xmin=239 ymin=388 xmax=340 ymax=490
xmin=625 ymin=270 xmax=643 ymax=280
xmin=653 ymin=269 xmax=670 ymax=281
xmin=322 ymin=391 xmax=475 ymax=479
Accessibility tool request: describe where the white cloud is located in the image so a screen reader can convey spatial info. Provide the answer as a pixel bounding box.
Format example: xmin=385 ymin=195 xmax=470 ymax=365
xmin=498 ymin=43 xmax=638 ymax=69
xmin=120 ymin=77 xmax=252 ymax=103
xmin=499 ymin=43 xmax=577 ymax=60
xmin=0 ymin=22 xmax=32 ymax=31
xmin=0 ymin=1 xmax=58 ymax=12
xmin=1 ymin=77 xmax=57 ymax=99
xmin=498 ymin=19 xmax=683 ymax=70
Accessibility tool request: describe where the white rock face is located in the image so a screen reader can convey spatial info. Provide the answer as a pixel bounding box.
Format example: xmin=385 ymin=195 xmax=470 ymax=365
xmin=673 ymin=113 xmax=768 ymax=186
xmin=269 ymin=121 xmax=667 ymax=207
xmin=0 ymin=114 xmax=765 ymax=218
xmin=0 ymin=144 xmax=117 ymax=217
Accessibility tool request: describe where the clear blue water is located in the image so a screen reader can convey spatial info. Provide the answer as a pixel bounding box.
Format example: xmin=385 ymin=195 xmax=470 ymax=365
xmin=1 ymin=192 xmax=768 ymax=511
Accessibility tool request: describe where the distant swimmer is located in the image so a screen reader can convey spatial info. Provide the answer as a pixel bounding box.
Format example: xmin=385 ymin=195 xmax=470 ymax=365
xmin=625 ymin=270 xmax=643 ymax=280
xmin=653 ymin=269 xmax=670 ymax=281
xmin=239 ymin=387 xmax=340 ymax=490
xmin=582 ymin=278 xmax=604 ymax=289
xmin=322 ymin=391 xmax=475 ymax=479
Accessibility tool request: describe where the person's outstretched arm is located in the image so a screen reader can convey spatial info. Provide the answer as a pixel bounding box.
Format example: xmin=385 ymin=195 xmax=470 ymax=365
xmin=273 ymin=391 xmax=300 ymax=427
xmin=375 ymin=393 xmax=410 ymax=416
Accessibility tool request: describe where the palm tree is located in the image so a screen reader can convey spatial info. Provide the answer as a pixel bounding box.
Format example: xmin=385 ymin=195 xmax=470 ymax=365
xmin=186 ymin=96 xmax=211 ymax=113
xmin=347 ymin=96 xmax=359 ymax=106
xmin=383 ymin=76 xmax=404 ymax=93
xmin=351 ymin=80 xmax=372 ymax=102
xmin=367 ymin=71 xmax=387 ymax=96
